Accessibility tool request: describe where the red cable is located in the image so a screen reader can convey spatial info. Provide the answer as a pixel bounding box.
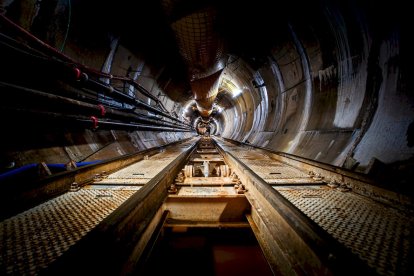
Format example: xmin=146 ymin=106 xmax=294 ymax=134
xmin=0 ymin=14 xmax=168 ymax=110
xmin=1 ymin=13 xmax=115 ymax=79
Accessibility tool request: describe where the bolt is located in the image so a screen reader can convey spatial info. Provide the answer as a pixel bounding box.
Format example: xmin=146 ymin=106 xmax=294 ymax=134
xmin=168 ymin=184 xmax=178 ymax=194
xmin=313 ymin=173 xmax=323 ymax=181
xmin=328 ymin=253 xmax=336 ymax=261
xmin=236 ymin=184 xmax=247 ymax=194
xmin=70 ymin=182 xmax=79 ymax=192
xmin=337 ymin=184 xmax=351 ymax=192
xmin=327 ymin=180 xmax=339 ymax=188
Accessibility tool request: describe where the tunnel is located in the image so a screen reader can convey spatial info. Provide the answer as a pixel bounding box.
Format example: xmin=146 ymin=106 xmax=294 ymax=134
xmin=0 ymin=0 xmax=413 ymax=275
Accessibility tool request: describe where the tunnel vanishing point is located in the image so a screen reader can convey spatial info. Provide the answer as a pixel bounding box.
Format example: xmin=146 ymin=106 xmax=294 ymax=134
xmin=0 ymin=0 xmax=413 ymax=275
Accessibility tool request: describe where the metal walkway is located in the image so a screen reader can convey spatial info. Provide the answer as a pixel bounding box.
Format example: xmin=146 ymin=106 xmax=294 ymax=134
xmin=1 ymin=137 xmax=413 ymax=275
xmin=0 ymin=139 xmax=197 ymax=275
xmin=216 ymin=138 xmax=414 ymax=276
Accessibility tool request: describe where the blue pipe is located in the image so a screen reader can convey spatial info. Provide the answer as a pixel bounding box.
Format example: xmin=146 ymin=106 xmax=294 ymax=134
xmin=76 ymin=160 xmax=101 ymax=166
xmin=46 ymin=164 xmax=67 ymax=169
xmin=46 ymin=160 xmax=101 ymax=170
xmin=0 ymin=163 xmax=38 ymax=181
xmin=0 ymin=160 xmax=102 ymax=182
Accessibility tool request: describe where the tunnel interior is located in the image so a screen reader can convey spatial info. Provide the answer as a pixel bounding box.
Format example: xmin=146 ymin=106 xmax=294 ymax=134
xmin=0 ymin=0 xmax=413 ymax=275
xmin=1 ymin=0 xmax=413 ymax=193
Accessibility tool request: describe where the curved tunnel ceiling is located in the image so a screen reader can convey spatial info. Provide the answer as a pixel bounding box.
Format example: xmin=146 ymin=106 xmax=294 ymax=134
xmin=0 ymin=0 xmax=413 ymax=186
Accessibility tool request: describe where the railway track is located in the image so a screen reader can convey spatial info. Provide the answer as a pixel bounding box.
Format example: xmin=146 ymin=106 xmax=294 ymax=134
xmin=1 ymin=136 xmax=412 ymax=275
xmin=0 ymin=138 xmax=198 ymax=275
xmin=215 ymin=137 xmax=414 ymax=276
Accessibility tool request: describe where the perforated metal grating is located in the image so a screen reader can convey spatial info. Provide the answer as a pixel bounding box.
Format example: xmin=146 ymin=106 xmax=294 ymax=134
xmin=230 ymin=151 xmax=270 ymax=161
xmin=85 ymin=185 xmax=143 ymax=190
xmin=0 ymin=139 xmax=197 ymax=275
xmin=249 ymin=164 xmax=309 ymax=179
xmin=0 ymin=188 xmax=136 ymax=275
xmin=106 ymin=141 xmax=195 ymax=181
xmin=215 ymin=138 xmax=414 ymax=275
xmin=274 ymin=186 xmax=414 ymax=275
xmin=95 ymin=178 xmax=148 ymax=185
xmin=241 ymin=159 xmax=283 ymax=167
xmin=231 ymin=151 xmax=313 ymax=182
xmin=108 ymin=159 xmax=173 ymax=179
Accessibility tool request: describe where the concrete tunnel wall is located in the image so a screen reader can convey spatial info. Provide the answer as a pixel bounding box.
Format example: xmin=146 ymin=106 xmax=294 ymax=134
xmin=212 ymin=0 xmax=414 ymax=173
xmin=0 ymin=0 xmax=413 ymax=183
xmin=0 ymin=0 xmax=196 ymax=169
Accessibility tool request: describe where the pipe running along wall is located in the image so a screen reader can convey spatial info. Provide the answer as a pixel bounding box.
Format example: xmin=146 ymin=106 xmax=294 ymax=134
xmin=0 ymin=1 xmax=197 ymax=172
xmin=0 ymin=0 xmax=412 ymax=191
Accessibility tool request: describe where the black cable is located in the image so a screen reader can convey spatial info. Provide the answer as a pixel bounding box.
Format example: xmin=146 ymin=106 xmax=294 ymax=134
xmin=0 ymin=32 xmax=75 ymax=65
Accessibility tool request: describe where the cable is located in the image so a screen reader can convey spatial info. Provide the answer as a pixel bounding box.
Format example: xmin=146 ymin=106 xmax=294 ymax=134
xmin=0 ymin=13 xmax=179 ymax=120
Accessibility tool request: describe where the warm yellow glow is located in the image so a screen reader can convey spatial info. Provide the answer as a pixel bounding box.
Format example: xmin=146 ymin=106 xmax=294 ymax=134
xmin=220 ymin=78 xmax=243 ymax=98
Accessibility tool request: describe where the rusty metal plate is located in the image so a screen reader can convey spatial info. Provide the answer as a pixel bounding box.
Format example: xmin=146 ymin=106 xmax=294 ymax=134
xmin=177 ymin=187 xmax=238 ymax=196
xmin=0 ymin=188 xmax=136 ymax=275
xmin=179 ymin=177 xmax=235 ymax=186
xmin=274 ymin=186 xmax=414 ymax=275
xmin=197 ymin=149 xmax=218 ymax=153
xmin=193 ymin=157 xmax=224 ymax=162
xmin=165 ymin=196 xmax=249 ymax=222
